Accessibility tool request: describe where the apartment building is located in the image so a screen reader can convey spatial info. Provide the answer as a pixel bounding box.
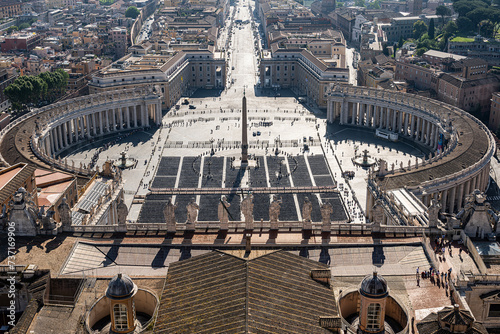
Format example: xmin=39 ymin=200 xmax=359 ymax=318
xmin=0 ymin=0 xmax=22 ymax=19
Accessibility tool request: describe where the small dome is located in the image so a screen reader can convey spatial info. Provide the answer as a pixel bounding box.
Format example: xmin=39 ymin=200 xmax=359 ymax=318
xmin=360 ymin=272 xmax=388 ymax=298
xmin=106 ymin=273 xmax=137 ymax=300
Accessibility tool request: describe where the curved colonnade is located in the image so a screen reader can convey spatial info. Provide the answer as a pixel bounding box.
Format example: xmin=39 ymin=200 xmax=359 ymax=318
xmin=327 ymin=84 xmax=495 ymax=214
xmin=30 ymin=88 xmax=162 ymax=173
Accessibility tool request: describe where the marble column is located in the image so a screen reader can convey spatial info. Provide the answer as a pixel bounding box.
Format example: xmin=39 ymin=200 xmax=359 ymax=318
xmin=351 ymin=102 xmax=356 ymax=125
xmin=464 ymin=180 xmax=471 ymax=199
xmin=410 ymin=115 xmax=415 ymax=138
xmin=392 ymin=109 xmax=397 ymax=131
xmin=397 ymin=111 xmax=402 ymax=134
xmin=125 ymin=106 xmax=130 ymax=128
xmin=386 ymin=107 xmax=390 ymax=130
xmin=50 ymin=131 xmax=56 ymax=156
xmin=441 ymin=188 xmax=448 ymax=213
xmin=86 ymin=115 xmax=91 ymax=138
xmin=119 ymin=108 xmax=124 ymax=130
xmin=105 ymin=109 xmax=110 ymax=132
xmin=449 ymin=186 xmax=456 ymax=214
xmin=99 ymin=111 xmax=103 ymax=134
xmin=113 ymin=108 xmax=117 ymax=131
xmin=404 ymin=112 xmax=408 ymax=136
xmin=62 ymin=122 xmax=68 ymax=147
xmin=457 ymin=183 xmax=464 ymax=211
xmin=134 ymin=105 xmax=138 ymax=128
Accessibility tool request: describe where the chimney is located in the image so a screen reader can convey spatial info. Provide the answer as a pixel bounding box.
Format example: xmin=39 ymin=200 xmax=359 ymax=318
xmin=311 ymin=269 xmax=331 ymax=285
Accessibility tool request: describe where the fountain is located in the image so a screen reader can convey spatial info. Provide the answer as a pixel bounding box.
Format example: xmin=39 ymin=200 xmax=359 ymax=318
xmin=353 ymin=149 xmax=376 ymax=167
xmin=113 ymin=151 xmax=135 ymax=169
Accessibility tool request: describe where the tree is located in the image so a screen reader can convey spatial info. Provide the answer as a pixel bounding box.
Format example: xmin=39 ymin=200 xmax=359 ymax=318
xmin=478 ymin=19 xmax=495 ymax=37
xmin=416 ymin=47 xmax=428 ymax=56
xmin=436 ymin=5 xmax=452 ymax=23
xmin=125 ymin=6 xmax=140 ymax=19
xmin=413 ymin=20 xmax=428 ymax=39
xmin=398 ymin=36 xmax=404 ymax=48
xmin=354 ymin=0 xmax=365 ymax=6
xmin=453 ymin=0 xmax=487 ymax=17
xmin=382 ymin=44 xmax=389 ymax=56
xmin=443 ymin=21 xmax=459 ymax=35
xmin=19 ymin=23 xmax=30 ymax=30
xmin=6 ymin=26 xmax=18 ymax=34
xmin=456 ymin=16 xmax=474 ymax=33
xmin=429 ymin=18 xmax=435 ymax=39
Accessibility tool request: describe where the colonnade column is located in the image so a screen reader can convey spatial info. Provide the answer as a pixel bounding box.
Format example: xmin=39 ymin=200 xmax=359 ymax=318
xmin=86 ymin=115 xmax=91 ymax=138
xmin=449 ymin=187 xmax=456 ymax=213
xmin=404 ymin=113 xmax=409 ymax=136
xmin=50 ymin=130 xmax=56 ymax=155
xmin=119 ymin=108 xmax=124 ymax=130
xmin=457 ymin=183 xmax=464 ymax=211
xmin=57 ymin=125 xmax=63 ymax=151
xmin=125 ymin=106 xmax=130 ymax=128
xmin=62 ymin=122 xmax=68 ymax=147
xmin=441 ymin=188 xmax=448 ymax=213
xmin=464 ymin=180 xmax=471 ymax=199
xmin=105 ymin=109 xmax=110 ymax=132
xmin=99 ymin=111 xmax=103 ymax=135
xmin=392 ymin=109 xmax=397 ymax=131
xmin=134 ymin=105 xmax=138 ymax=128
xmin=410 ymin=115 xmax=415 ymax=138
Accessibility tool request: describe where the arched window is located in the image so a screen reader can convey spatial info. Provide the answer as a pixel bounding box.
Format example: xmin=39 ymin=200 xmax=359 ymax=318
xmin=367 ymin=303 xmax=382 ymax=330
xmin=113 ymin=303 xmax=128 ymax=330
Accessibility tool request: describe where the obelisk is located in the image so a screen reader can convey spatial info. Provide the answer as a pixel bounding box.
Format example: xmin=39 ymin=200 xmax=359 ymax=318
xmin=241 ymin=90 xmax=248 ymax=163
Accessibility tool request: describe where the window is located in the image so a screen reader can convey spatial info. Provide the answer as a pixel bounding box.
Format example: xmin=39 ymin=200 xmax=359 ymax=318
xmin=200 ymin=66 xmax=202 ymax=71
xmin=367 ymin=303 xmax=382 ymax=330
xmin=113 ymin=304 xmax=128 ymax=330
xmin=489 ymin=304 xmax=500 ymax=317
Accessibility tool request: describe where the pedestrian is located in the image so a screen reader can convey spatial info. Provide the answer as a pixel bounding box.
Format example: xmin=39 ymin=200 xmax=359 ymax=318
xmin=417 ymin=277 xmax=420 ymax=287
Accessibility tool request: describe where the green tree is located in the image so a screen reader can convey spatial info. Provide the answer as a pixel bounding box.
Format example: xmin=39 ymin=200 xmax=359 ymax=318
xmin=6 ymin=26 xmax=18 ymax=34
xmin=429 ymin=18 xmax=435 ymax=39
xmin=415 ymin=47 xmax=428 ymax=56
xmin=478 ymin=19 xmax=495 ymax=37
xmin=453 ymin=0 xmax=487 ymax=17
xmin=413 ymin=20 xmax=428 ymax=39
xmin=382 ymin=44 xmax=389 ymax=56
xmin=19 ymin=23 xmax=30 ymax=30
xmin=456 ymin=16 xmax=474 ymax=33
xmin=125 ymin=6 xmax=140 ymax=19
xmin=355 ymin=0 xmax=365 ymax=6
xmin=436 ymin=5 xmax=452 ymax=24
xmin=398 ymin=36 xmax=404 ymax=48
xmin=443 ymin=21 xmax=459 ymax=35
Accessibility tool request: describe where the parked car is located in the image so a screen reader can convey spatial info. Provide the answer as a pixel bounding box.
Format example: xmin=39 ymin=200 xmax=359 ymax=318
xmin=189 ymin=105 xmax=196 ymax=109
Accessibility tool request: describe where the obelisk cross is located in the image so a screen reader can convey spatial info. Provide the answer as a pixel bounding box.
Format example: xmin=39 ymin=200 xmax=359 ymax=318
xmin=241 ymin=89 xmax=248 ymax=163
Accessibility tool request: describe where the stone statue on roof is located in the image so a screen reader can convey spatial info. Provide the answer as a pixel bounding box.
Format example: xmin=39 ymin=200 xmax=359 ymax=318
xmin=58 ymin=197 xmax=72 ymax=227
xmin=117 ymin=198 xmax=128 ymax=226
xmin=241 ymin=193 xmax=254 ymax=229
xmin=164 ymin=198 xmax=177 ymax=232
xmin=320 ymin=201 xmax=333 ymax=229
xmin=218 ymin=196 xmax=230 ymax=229
xmin=186 ymin=197 xmax=199 ymax=226
xmin=427 ymin=198 xmax=441 ymax=228
xmin=302 ymin=196 xmax=313 ymax=223
xmin=269 ymin=195 xmax=282 ymax=229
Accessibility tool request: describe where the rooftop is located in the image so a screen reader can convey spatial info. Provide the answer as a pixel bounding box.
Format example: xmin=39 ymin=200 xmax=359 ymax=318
xmin=155 ymin=250 xmax=339 ymax=333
